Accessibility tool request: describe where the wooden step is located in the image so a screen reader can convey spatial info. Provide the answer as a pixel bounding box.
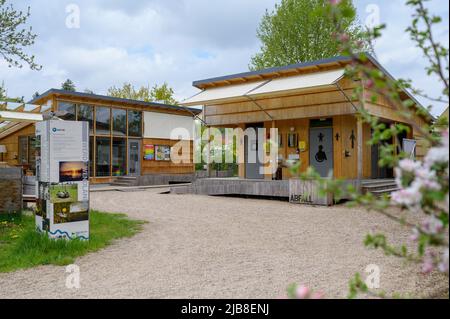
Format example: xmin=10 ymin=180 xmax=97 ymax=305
xmin=370 ymin=187 xmax=399 ymax=196
xmin=362 ymin=182 xmax=398 ymax=192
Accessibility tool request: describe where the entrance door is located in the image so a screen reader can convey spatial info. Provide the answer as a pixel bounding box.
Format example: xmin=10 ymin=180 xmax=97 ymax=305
xmin=309 ymin=127 xmax=333 ymax=177
xmin=128 ymin=140 xmax=141 ymax=176
xmin=245 ymin=123 xmax=264 ymax=179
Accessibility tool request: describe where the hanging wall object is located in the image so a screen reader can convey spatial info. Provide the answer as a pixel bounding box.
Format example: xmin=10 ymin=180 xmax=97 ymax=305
xmin=318 ymin=132 xmax=324 ymax=142
xmin=350 ymin=130 xmax=356 ymax=149
xmin=288 ymin=133 xmax=298 ymax=148
xmin=335 ymin=133 xmax=340 ymax=141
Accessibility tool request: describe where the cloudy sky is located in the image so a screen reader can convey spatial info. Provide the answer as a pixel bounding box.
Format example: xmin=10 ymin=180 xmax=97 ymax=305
xmin=0 ymin=0 xmax=448 ymax=116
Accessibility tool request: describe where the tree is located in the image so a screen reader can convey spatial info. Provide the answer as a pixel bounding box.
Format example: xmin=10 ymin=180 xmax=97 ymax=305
xmin=0 ymin=0 xmax=40 ymax=70
xmin=0 ymin=81 xmax=23 ymax=104
xmin=61 ymin=79 xmax=76 ymax=92
xmin=107 ymin=82 xmax=178 ymax=105
xmin=150 ymin=82 xmax=178 ymax=105
xmin=250 ymin=0 xmax=368 ymax=70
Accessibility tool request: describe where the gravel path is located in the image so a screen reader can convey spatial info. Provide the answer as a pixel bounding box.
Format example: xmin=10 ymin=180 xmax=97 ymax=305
xmin=0 ymin=189 xmax=447 ymax=299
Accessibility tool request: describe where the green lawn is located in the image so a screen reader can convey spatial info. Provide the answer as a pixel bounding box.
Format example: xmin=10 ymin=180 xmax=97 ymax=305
xmin=0 ymin=210 xmax=146 ymax=273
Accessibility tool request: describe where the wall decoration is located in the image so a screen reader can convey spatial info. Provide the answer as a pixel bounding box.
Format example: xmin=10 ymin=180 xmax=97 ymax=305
xmin=144 ymin=144 xmax=155 ymax=160
xmin=315 ymin=145 xmax=328 ymax=162
xmin=155 ymin=145 xmax=171 ymax=161
xmin=298 ymin=141 xmax=307 ymax=152
xmin=288 ymin=133 xmax=298 ymax=148
xmin=318 ymin=132 xmax=324 ymax=142
xmin=350 ymin=130 xmax=356 ymax=149
xmin=278 ymin=134 xmax=283 ymax=147
xmin=335 ymin=133 xmax=340 ymax=141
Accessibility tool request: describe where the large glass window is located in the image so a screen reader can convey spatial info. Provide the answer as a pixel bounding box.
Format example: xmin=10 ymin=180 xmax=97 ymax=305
xmin=58 ymin=102 xmax=76 ymax=121
xmin=112 ymin=138 xmax=126 ymax=176
xmin=112 ymin=109 xmax=127 ymax=136
xmin=18 ymin=136 xmax=28 ymax=164
xmin=128 ymin=110 xmax=142 ymax=137
xmin=78 ymin=104 xmax=94 ymax=133
xmin=95 ymin=107 xmax=111 ymax=135
xmin=18 ymin=136 xmax=37 ymax=171
xmin=96 ymin=137 xmax=110 ymax=177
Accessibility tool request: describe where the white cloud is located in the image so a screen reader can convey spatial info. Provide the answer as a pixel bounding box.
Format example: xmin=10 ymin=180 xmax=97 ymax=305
xmin=0 ymin=0 xmax=448 ymax=116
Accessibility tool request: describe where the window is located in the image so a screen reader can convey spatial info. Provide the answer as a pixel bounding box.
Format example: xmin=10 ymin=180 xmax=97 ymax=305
xmin=95 ymin=107 xmax=111 ymax=135
xmin=112 ymin=138 xmax=126 ymax=176
xmin=18 ymin=136 xmax=28 ymax=164
xmin=58 ymin=102 xmax=76 ymax=121
xmin=112 ymin=109 xmax=127 ymax=136
xmin=96 ymin=137 xmax=110 ymax=177
xmin=78 ymin=104 xmax=94 ymax=133
xmin=18 ymin=136 xmax=37 ymax=171
xmin=128 ymin=110 xmax=142 ymax=137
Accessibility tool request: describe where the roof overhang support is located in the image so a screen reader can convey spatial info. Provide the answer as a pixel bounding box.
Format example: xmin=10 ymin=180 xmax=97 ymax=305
xmin=334 ymin=81 xmax=365 ymax=192
xmin=244 ymin=95 xmax=275 ymax=121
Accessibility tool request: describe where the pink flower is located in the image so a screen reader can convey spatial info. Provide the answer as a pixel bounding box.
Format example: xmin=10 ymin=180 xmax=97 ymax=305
xmin=296 ymin=285 xmax=310 ymax=299
xmin=311 ymin=291 xmax=325 ymax=299
xmin=421 ymin=216 xmax=444 ymax=235
xmin=391 ymin=186 xmax=422 ymax=208
xmin=329 ymin=0 xmax=342 ymax=5
xmin=422 ymin=261 xmax=434 ymax=274
xmin=398 ymin=159 xmax=421 ymax=172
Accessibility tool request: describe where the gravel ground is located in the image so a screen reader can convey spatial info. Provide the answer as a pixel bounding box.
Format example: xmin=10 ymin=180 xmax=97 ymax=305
xmin=0 ymin=189 xmax=447 ymax=299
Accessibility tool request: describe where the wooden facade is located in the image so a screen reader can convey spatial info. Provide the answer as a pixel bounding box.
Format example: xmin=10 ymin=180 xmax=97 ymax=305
xmin=0 ymin=90 xmax=200 ymax=183
xmin=183 ymin=56 xmax=431 ymax=181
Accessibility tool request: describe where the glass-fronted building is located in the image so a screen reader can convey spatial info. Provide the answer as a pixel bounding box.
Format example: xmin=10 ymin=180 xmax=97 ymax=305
xmin=0 ymin=89 xmax=201 ymax=184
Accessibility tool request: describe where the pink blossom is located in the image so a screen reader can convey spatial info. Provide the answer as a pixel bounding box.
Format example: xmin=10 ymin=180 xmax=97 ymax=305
xmin=311 ymin=291 xmax=325 ymax=299
xmin=421 ymin=216 xmax=444 ymax=235
xmin=422 ymin=260 xmax=434 ymax=274
xmin=296 ymin=285 xmax=310 ymax=299
xmin=398 ymin=159 xmax=421 ymax=172
xmin=391 ymin=185 xmax=422 ymax=208
xmin=329 ymin=0 xmax=342 ymax=5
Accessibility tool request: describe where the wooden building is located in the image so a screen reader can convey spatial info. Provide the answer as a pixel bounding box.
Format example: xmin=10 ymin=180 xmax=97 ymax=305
xmin=0 ymin=89 xmax=201 ymax=184
xmin=182 ymin=55 xmax=432 ymax=182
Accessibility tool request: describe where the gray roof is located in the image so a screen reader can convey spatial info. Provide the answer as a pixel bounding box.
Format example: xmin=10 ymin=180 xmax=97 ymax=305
xmin=28 ymin=89 xmax=202 ymax=115
xmin=193 ymin=55 xmax=352 ymax=88
xmin=191 ymin=54 xmax=432 ymax=120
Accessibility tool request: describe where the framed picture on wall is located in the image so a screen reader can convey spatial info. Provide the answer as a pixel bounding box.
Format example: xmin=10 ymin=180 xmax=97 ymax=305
xmin=278 ymin=133 xmax=283 ymax=147
xmin=144 ymin=145 xmax=155 ymax=160
xmin=155 ymin=145 xmax=171 ymax=161
xmin=288 ymin=133 xmax=298 ymax=148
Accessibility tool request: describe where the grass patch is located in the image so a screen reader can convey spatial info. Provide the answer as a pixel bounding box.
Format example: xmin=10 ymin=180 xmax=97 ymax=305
xmin=0 ymin=210 xmax=146 ymax=273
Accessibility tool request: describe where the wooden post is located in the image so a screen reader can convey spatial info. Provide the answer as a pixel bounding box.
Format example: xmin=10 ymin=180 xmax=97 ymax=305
xmin=206 ymin=126 xmax=211 ymax=178
xmin=357 ymin=117 xmax=363 ymax=191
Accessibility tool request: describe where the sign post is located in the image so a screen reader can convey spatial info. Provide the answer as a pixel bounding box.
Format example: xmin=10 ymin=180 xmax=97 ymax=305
xmin=35 ymin=120 xmax=90 ymax=240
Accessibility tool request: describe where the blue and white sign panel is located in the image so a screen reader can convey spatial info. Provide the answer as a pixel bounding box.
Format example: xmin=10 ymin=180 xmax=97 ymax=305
xmin=35 ymin=120 xmax=90 ymax=240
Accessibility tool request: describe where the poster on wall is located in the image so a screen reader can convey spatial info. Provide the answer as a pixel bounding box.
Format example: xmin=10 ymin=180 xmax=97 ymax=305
xmin=155 ymin=145 xmax=171 ymax=161
xmin=35 ymin=120 xmax=90 ymax=240
xmin=144 ymin=144 xmax=155 ymax=160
